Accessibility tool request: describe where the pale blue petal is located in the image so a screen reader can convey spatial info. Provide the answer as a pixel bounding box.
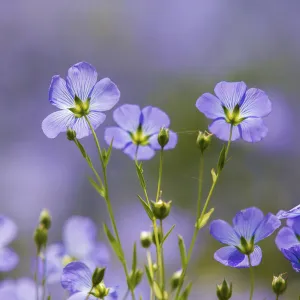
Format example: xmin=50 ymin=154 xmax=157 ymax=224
xmin=42 ymin=110 xmax=75 ymax=139
xmin=277 ymin=204 xmax=300 ymax=219
xmin=113 ymin=104 xmax=141 ymax=132
xmin=66 ymin=62 xmax=97 ymax=101
xmin=104 ymin=127 xmax=131 ymax=149
xmin=0 ymin=248 xmax=19 ymax=272
xmin=89 ymin=78 xmax=120 ymax=111
xmin=214 ymin=81 xmax=247 ymax=110
xmin=235 ymin=246 xmax=262 ymax=268
xmin=108 ymin=287 xmax=118 ymax=299
xmin=210 ymin=220 xmax=240 ymax=246
xmin=141 ymin=106 xmax=170 ymax=135
xmin=239 ymin=117 xmax=268 ymax=143
xmin=63 ymin=216 xmax=98 ymax=260
xmin=124 ymin=144 xmax=155 ymax=161
xmin=254 ymin=213 xmax=281 ymax=243
xmin=148 ymin=130 xmax=178 ymax=150
xmin=281 ymin=245 xmax=300 ymax=271
xmin=0 ymin=216 xmax=17 ymax=248
xmin=49 ymin=75 xmax=74 ymax=109
xmin=275 ymin=227 xmax=299 ymax=250
xmin=240 ymin=88 xmax=272 ymax=118
xmin=213 ymin=246 xmax=245 ymax=267
xmin=287 ymin=216 xmax=300 ymax=236
xmin=88 ymin=242 xmax=110 ymax=266
xmin=61 ymin=262 xmax=92 ymax=293
xmin=68 ymin=292 xmax=98 ymax=300
xmin=195 ymin=93 xmax=224 ymax=119
xmin=208 ymin=118 xmax=240 ymax=141
xmin=0 ymin=280 xmax=16 ymax=299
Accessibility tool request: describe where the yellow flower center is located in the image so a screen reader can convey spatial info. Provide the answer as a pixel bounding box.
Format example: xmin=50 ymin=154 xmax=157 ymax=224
xmin=62 ymin=255 xmax=77 ymax=266
xmin=69 ymin=95 xmax=90 ymax=118
xmin=223 ymin=104 xmax=246 ymax=126
xmin=130 ymin=127 xmax=149 ymax=146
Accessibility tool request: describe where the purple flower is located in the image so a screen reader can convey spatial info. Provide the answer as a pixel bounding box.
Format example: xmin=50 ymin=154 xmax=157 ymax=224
xmin=196 ymin=81 xmax=272 ymax=142
xmin=0 ymin=278 xmax=41 ymax=299
xmin=276 ymin=216 xmax=300 ymax=250
xmin=61 ymin=261 xmax=118 ymax=299
xmin=0 ymin=215 xmax=19 ymax=272
xmin=281 ymin=245 xmax=300 ymax=272
xmin=276 ymin=204 xmax=300 ymax=219
xmin=41 ymin=216 xmax=109 ymax=283
xmin=210 ymin=207 xmax=280 ymax=268
xmin=104 ymin=104 xmax=178 ymax=160
xmin=42 ymin=62 xmax=120 ymax=139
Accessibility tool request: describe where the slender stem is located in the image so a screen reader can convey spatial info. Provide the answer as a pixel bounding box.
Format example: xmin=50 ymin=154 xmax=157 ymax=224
xmin=156 ymin=149 xmax=164 ymax=202
xmin=34 ymin=252 xmax=39 ymax=300
xmin=276 ymin=296 xmax=279 ymax=300
xmin=122 ymin=290 xmax=130 ymax=300
xmin=196 ymin=154 xmax=204 ymax=220
xmin=146 ymin=251 xmax=154 ymax=300
xmin=41 ymin=251 xmax=47 ymax=300
xmin=160 ymin=220 xmax=166 ymax=293
xmin=248 ymin=255 xmax=255 ymax=300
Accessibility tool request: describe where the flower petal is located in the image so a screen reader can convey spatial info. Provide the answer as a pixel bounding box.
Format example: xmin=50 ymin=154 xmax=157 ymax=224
xmin=195 ymin=93 xmax=224 ymax=119
xmin=89 ymin=78 xmax=120 ymax=111
xmin=141 ymin=106 xmax=170 ymax=135
xmin=232 ymin=207 xmax=264 ymax=241
xmin=281 ymin=245 xmax=300 ymax=272
xmin=63 ymin=216 xmax=97 ymax=259
xmin=0 ymin=247 xmax=19 ymax=272
xmin=210 ymin=220 xmax=240 ymax=246
xmin=239 ymin=117 xmax=268 ymax=143
xmin=42 ymin=110 xmax=75 ymax=139
xmin=254 ymin=213 xmax=281 ymax=243
xmin=214 ymin=81 xmax=247 ymax=110
xmin=240 ymin=88 xmax=272 ymax=118
xmin=277 ymin=204 xmax=300 ymax=219
xmin=68 ymin=292 xmax=98 ymax=300
xmin=0 ymin=280 xmax=16 ymax=299
xmin=61 ymin=262 xmax=92 ymax=293
xmin=236 ymin=246 xmax=262 ymax=268
xmin=66 ymin=62 xmax=97 ymax=100
xmin=275 ymin=227 xmax=299 ymax=251
xmin=124 ymin=144 xmax=155 ymax=161
xmin=213 ymin=246 xmax=245 ymax=267
xmin=49 ymin=76 xmax=74 ymax=109
xmin=148 ymin=130 xmax=178 ymax=150
xmin=104 ymin=127 xmax=131 ymax=149
xmin=0 ymin=216 xmax=17 ymax=248
xmin=16 ymin=278 xmax=41 ymax=300
xmin=113 ymin=104 xmax=141 ymax=132
xmin=87 ymin=242 xmax=110 ymax=267
xmin=287 ymin=216 xmax=300 ymax=236
xmin=208 ymin=118 xmax=240 ymax=141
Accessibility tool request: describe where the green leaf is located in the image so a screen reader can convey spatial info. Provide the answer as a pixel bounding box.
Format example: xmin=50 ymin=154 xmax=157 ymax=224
xmin=195 ymin=208 xmax=215 ymax=230
xmin=152 ymin=281 xmax=163 ymax=299
xmin=178 ymin=235 xmax=187 ymax=268
xmin=211 ymin=168 xmax=217 ymax=183
xmin=103 ymin=223 xmax=123 ymax=261
xmin=103 ymin=138 xmax=114 ymax=166
xmin=180 ymin=282 xmax=192 ymax=300
xmin=135 ymin=161 xmax=146 ymax=190
xmin=132 ymin=242 xmax=137 ymax=272
xmin=75 ymin=140 xmax=87 ymax=158
xmin=161 ymin=224 xmax=175 ymax=245
xmin=89 ymin=177 xmax=105 ymax=198
xmin=144 ymin=265 xmax=153 ymax=285
xmin=217 ymin=145 xmax=227 ymax=172
xmin=137 ymin=195 xmax=153 ymax=220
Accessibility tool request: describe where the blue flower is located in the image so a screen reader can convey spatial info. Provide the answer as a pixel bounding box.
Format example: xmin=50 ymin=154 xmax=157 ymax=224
xmin=210 ymin=207 xmax=280 ymax=268
xmin=0 ymin=215 xmax=19 ymax=272
xmin=40 ymin=216 xmax=109 ymax=283
xmin=0 ymin=278 xmax=41 ymax=299
xmin=42 ymin=62 xmax=120 ymax=139
xmin=276 ymin=216 xmax=300 ymax=250
xmin=281 ymin=245 xmax=300 ymax=272
xmin=61 ymin=262 xmax=118 ymax=299
xmin=196 ymin=81 xmax=272 ymax=142
xmin=104 ymin=104 xmax=178 ymax=160
xmin=276 ymin=204 xmax=300 ymax=219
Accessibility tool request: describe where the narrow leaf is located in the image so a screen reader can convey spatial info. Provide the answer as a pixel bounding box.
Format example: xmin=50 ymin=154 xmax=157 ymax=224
xmin=180 ymin=282 xmax=192 ymax=300
xmin=195 ymin=208 xmax=215 ymax=230
xmin=161 ymin=224 xmax=175 ymax=245
xmin=75 ymin=140 xmax=87 ymax=158
xmin=211 ymin=168 xmax=217 ymax=183
xmin=178 ymin=235 xmax=187 ymax=268
xmin=103 ymin=223 xmax=123 ymax=261
xmin=217 ymin=145 xmax=227 ymax=172
xmin=89 ymin=177 xmax=105 ymax=198
xmin=137 ymin=195 xmax=153 ymax=220
xmin=103 ymin=138 xmax=114 ymax=166
xmin=152 ymin=281 xmax=163 ymax=299
xmin=144 ymin=265 xmax=153 ymax=285
xmin=132 ymin=242 xmax=137 ymax=272
xmin=135 ymin=161 xmax=146 ymax=190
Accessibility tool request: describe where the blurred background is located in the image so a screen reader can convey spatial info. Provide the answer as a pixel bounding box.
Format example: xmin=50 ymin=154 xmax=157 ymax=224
xmin=1 ymin=0 xmax=300 ymax=299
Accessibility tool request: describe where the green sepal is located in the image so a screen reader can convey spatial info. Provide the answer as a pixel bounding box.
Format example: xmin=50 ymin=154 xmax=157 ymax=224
xmin=89 ymin=177 xmax=106 ymax=198
xmin=211 ymin=168 xmax=217 ymax=183
xmin=128 ymin=269 xmax=143 ymax=289
xmin=144 ymin=265 xmax=153 ymax=285
xmin=103 ymin=223 xmax=123 ymax=261
xmin=153 ymin=281 xmax=163 ymax=299
xmin=180 ymin=282 xmax=192 ymax=300
xmin=137 ymin=195 xmax=154 ymax=220
xmin=161 ymin=224 xmax=175 ymax=245
xmin=135 ymin=161 xmax=146 ymax=190
xmin=132 ymin=242 xmax=137 ymax=272
xmin=178 ymin=235 xmax=187 ymax=268
xmin=218 ymin=145 xmax=227 ymax=172
xmin=195 ymin=208 xmax=215 ymax=230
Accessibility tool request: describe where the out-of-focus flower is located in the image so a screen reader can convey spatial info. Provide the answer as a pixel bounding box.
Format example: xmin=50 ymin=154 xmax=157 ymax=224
xmin=61 ymin=261 xmax=117 ymax=299
xmin=40 ymin=216 xmax=109 ymax=283
xmin=210 ymin=207 xmax=280 ymax=267
xmin=104 ymin=104 xmax=177 ymax=160
xmin=276 ymin=216 xmax=300 ymax=250
xmin=196 ymin=81 xmax=271 ymax=142
xmin=42 ymin=62 xmax=120 ymax=139
xmin=281 ymin=245 xmax=300 ymax=272
xmin=277 ymin=204 xmax=300 ymax=219
xmin=0 ymin=278 xmax=41 ymax=299
xmin=0 ymin=215 xmax=19 ymax=272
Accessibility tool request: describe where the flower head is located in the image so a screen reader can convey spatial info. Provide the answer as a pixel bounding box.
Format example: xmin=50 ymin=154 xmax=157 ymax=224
xmin=0 ymin=215 xmax=19 ymax=272
xmin=196 ymin=81 xmax=272 ymax=142
xmin=42 ymin=62 xmax=120 ymax=139
xmin=276 ymin=216 xmax=300 ymax=250
xmin=61 ymin=261 xmax=118 ymax=299
xmin=281 ymin=245 xmax=300 ymax=272
xmin=104 ymin=104 xmax=178 ymax=160
xmin=210 ymin=207 xmax=280 ymax=268
xmin=276 ymin=204 xmax=300 ymax=219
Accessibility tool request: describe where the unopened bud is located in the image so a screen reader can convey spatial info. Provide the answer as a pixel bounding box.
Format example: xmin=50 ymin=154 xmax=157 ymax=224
xmin=67 ymin=128 xmax=76 ymax=141
xmin=128 ymin=269 xmax=143 ymax=289
xmin=196 ymin=131 xmax=212 ymax=154
xmin=92 ymin=267 xmax=106 ymax=287
xmin=152 ymin=263 xmax=158 ymax=272
xmin=34 ymin=226 xmax=48 ymax=254
xmin=157 ymin=127 xmax=170 ymax=149
xmin=96 ymin=283 xmax=109 ymax=298
xmin=151 ymin=200 xmax=172 ymax=220
xmin=272 ymin=274 xmax=287 ymax=296
xmin=140 ymin=231 xmax=152 ymax=248
xmin=216 ymin=279 xmax=232 ymax=300
xmin=170 ymin=270 xmax=182 ymax=290
xmin=39 ymin=209 xmax=52 ymax=230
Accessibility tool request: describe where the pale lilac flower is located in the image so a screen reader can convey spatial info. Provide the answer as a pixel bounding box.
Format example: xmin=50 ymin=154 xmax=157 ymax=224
xmin=276 ymin=216 xmax=300 ymax=250
xmin=277 ymin=204 xmax=300 ymax=219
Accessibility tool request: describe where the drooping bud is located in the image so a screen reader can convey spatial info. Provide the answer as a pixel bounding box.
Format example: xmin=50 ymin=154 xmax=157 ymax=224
xmin=34 ymin=226 xmax=48 ymax=254
xmin=272 ymin=273 xmax=287 ymax=297
xmin=39 ymin=209 xmax=52 ymax=230
xmin=66 ymin=128 xmax=77 ymax=141
xmin=196 ymin=131 xmax=212 ymax=154
xmin=216 ymin=279 xmax=232 ymax=300
xmin=150 ymin=200 xmax=172 ymax=220
xmin=92 ymin=267 xmax=106 ymax=287
xmin=140 ymin=231 xmax=152 ymax=248
xmin=157 ymin=127 xmax=170 ymax=149
xmin=170 ymin=269 xmax=182 ymax=290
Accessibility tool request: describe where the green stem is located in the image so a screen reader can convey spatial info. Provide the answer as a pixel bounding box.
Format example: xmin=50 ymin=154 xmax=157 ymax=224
xmin=160 ymin=220 xmax=166 ymax=294
xmin=146 ymin=251 xmax=154 ymax=300
xmin=122 ymin=290 xmax=130 ymax=300
xmin=276 ymin=296 xmax=279 ymax=300
xmin=34 ymin=252 xmax=39 ymax=300
xmin=41 ymin=251 xmax=47 ymax=300
xmin=248 ymin=255 xmax=254 ymax=300
xmin=156 ymin=149 xmax=164 ymax=202
xmin=196 ymin=154 xmax=204 ymax=221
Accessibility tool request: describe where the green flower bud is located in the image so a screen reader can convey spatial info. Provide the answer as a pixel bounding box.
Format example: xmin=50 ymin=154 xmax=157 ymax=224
xmin=34 ymin=226 xmax=48 ymax=254
xmin=157 ymin=127 xmax=169 ymax=148
xmin=140 ymin=231 xmax=152 ymax=248
xmin=66 ymin=128 xmax=77 ymax=141
xmin=170 ymin=270 xmax=182 ymax=290
xmin=128 ymin=269 xmax=143 ymax=289
xmin=216 ymin=279 xmax=232 ymax=300
xmin=196 ymin=131 xmax=212 ymax=154
xmin=272 ymin=274 xmax=287 ymax=296
xmin=152 ymin=226 xmax=163 ymax=246
xmin=152 ymin=263 xmax=158 ymax=272
xmin=92 ymin=267 xmax=106 ymax=287
xmin=150 ymin=200 xmax=172 ymax=220
xmin=39 ymin=209 xmax=52 ymax=230
xmin=93 ymin=282 xmax=109 ymax=298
